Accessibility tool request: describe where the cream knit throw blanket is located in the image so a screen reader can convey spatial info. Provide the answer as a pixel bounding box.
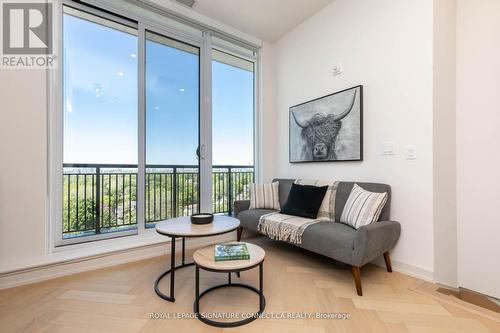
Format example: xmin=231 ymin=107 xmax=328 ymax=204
xmin=257 ymin=212 xmax=321 ymax=245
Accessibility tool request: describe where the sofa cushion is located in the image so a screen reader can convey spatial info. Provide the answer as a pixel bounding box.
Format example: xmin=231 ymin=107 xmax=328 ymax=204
xmin=335 ymin=182 xmax=391 ymax=222
xmin=301 ymin=221 xmax=357 ymax=265
xmin=295 ymin=179 xmax=340 ymax=221
xmin=340 ymin=184 xmax=388 ymax=229
xmin=237 ymin=209 xmax=278 ymax=232
xmin=281 ymin=183 xmax=328 ymax=218
xmin=249 ymin=182 xmax=280 ymax=210
xmin=272 ymin=178 xmax=295 ymax=207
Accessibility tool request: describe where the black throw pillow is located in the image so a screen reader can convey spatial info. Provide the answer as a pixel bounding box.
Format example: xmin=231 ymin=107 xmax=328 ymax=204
xmin=280 ymin=183 xmax=328 ymax=219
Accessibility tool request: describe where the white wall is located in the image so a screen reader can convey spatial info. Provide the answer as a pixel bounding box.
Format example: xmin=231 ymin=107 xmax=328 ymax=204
xmin=258 ymin=42 xmax=278 ymax=181
xmin=264 ymin=0 xmax=435 ymax=276
xmin=456 ymin=0 xmax=500 ymax=298
xmin=433 ymin=0 xmax=457 ymax=288
xmin=0 ymin=69 xmax=49 ymax=271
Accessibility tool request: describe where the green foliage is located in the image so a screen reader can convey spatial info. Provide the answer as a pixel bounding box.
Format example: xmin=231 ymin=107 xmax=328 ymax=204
xmin=63 ymin=168 xmax=253 ymax=236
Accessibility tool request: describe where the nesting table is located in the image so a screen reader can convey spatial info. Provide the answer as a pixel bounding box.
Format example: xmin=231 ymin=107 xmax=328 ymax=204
xmin=193 ymin=242 xmax=266 ymax=327
xmin=154 ymin=215 xmax=240 ymax=302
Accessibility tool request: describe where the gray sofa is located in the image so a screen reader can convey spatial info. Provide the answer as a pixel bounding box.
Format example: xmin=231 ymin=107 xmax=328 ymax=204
xmin=234 ymin=179 xmax=401 ymax=296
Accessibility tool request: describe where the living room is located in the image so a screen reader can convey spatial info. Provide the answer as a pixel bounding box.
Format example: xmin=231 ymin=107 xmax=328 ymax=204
xmin=0 ymin=0 xmax=499 ymax=332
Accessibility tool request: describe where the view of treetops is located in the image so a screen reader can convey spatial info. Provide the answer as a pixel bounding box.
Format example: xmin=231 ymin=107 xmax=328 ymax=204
xmin=62 ymin=12 xmax=254 ymax=237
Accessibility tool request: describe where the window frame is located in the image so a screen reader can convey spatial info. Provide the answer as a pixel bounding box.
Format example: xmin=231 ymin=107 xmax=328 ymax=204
xmin=49 ymin=0 xmax=261 ymax=249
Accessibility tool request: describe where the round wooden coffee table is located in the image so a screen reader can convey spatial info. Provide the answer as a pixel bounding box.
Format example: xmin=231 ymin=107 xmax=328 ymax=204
xmin=154 ymin=215 xmax=240 ymax=302
xmin=193 ymin=242 xmax=266 ymax=328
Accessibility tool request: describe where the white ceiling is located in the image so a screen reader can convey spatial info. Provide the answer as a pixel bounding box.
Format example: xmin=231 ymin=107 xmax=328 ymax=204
xmin=188 ymin=0 xmax=334 ymax=42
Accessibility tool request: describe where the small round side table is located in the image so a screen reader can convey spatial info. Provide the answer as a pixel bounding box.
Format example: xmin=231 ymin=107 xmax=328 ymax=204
xmin=154 ymin=215 xmax=240 ymax=302
xmin=192 ymin=242 xmax=266 ymax=328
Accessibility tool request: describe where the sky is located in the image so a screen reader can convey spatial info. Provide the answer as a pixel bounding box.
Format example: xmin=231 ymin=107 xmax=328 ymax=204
xmin=63 ymin=13 xmax=254 ymax=167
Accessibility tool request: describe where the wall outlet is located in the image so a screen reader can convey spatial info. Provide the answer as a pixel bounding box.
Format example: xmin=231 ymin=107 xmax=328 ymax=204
xmin=381 ymin=142 xmax=395 ymax=155
xmin=332 ymin=62 xmax=343 ymax=76
xmin=406 ymin=145 xmax=417 ymax=160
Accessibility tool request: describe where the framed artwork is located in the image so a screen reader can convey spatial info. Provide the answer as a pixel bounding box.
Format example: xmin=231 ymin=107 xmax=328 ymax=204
xmin=289 ymin=85 xmax=363 ymax=163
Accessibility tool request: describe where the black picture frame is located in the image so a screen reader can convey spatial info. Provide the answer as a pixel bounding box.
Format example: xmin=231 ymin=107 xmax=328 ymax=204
xmin=289 ymin=85 xmax=363 ymax=163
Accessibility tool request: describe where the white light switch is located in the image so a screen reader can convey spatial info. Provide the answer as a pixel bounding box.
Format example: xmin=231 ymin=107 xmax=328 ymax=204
xmin=381 ymin=142 xmax=395 ymax=156
xmin=406 ymin=145 xmax=417 ymax=160
xmin=332 ymin=63 xmax=343 ymax=76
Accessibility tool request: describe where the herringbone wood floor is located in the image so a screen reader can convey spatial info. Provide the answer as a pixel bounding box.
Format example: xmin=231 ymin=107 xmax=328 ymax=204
xmin=1 ymin=236 xmax=499 ymax=333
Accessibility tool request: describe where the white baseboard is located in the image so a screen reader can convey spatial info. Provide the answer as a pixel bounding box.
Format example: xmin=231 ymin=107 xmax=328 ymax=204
xmin=372 ymin=257 xmax=434 ymax=282
xmin=434 ymin=281 xmax=460 ymax=291
xmin=0 ymin=234 xmax=234 ymax=290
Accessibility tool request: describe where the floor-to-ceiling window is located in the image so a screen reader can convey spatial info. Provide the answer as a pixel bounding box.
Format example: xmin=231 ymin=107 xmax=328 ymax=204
xmin=62 ymin=7 xmax=138 ymax=240
xmin=145 ymin=32 xmax=200 ymax=228
xmin=57 ymin=2 xmax=258 ymax=245
xmin=211 ymin=49 xmax=255 ymax=214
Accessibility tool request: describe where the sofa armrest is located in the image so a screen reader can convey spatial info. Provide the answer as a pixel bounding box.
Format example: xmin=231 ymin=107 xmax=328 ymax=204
xmin=233 ymin=200 xmax=251 ymax=217
xmin=352 ymin=220 xmax=401 ymax=267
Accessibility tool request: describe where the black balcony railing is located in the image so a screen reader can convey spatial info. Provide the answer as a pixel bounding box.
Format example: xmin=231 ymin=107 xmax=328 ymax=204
xmin=62 ymin=164 xmax=254 ymax=238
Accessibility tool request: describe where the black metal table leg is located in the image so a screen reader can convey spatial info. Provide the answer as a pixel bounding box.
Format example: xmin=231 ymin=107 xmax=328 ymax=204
xmin=195 ymin=265 xmax=200 ymax=312
xmin=155 ymin=237 xmax=194 ymax=302
xmin=182 ymin=237 xmax=186 ymax=265
xmin=259 ymin=262 xmax=264 ymax=311
xmin=170 ymin=237 xmax=175 ymax=299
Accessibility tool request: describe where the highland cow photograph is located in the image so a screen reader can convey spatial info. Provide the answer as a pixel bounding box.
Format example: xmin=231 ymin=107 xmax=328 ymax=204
xmin=289 ymin=85 xmax=363 ymax=163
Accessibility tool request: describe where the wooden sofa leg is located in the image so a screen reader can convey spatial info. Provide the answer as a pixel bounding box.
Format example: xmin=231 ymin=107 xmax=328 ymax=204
xmin=383 ymin=251 xmax=393 ymax=272
xmin=351 ymin=266 xmax=363 ymax=296
xmin=237 ymin=227 xmax=243 ymax=242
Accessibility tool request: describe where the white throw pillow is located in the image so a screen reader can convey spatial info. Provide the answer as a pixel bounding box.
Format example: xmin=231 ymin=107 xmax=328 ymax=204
xmin=294 ymin=179 xmax=339 ymax=221
xmin=249 ymin=182 xmax=280 ymax=210
xmin=340 ymin=184 xmax=388 ymax=229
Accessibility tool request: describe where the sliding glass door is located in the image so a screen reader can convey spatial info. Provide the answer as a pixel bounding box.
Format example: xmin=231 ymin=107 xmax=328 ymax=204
xmin=145 ymin=31 xmax=200 ymax=227
xmin=211 ymin=49 xmax=255 ymax=215
xmin=62 ymin=7 xmax=138 ymax=239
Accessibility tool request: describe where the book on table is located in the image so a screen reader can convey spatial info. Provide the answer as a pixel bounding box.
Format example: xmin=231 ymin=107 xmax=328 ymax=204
xmin=214 ymin=243 xmax=250 ymax=261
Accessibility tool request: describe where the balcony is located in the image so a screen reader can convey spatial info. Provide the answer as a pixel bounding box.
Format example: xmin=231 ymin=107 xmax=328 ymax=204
xmin=62 ymin=164 xmax=254 ymax=239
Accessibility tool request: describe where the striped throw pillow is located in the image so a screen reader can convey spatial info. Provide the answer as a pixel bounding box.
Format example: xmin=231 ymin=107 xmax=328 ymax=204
xmin=249 ymin=182 xmax=280 ymax=210
xmin=295 ymin=179 xmax=339 ymax=221
xmin=340 ymin=184 xmax=388 ymax=229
